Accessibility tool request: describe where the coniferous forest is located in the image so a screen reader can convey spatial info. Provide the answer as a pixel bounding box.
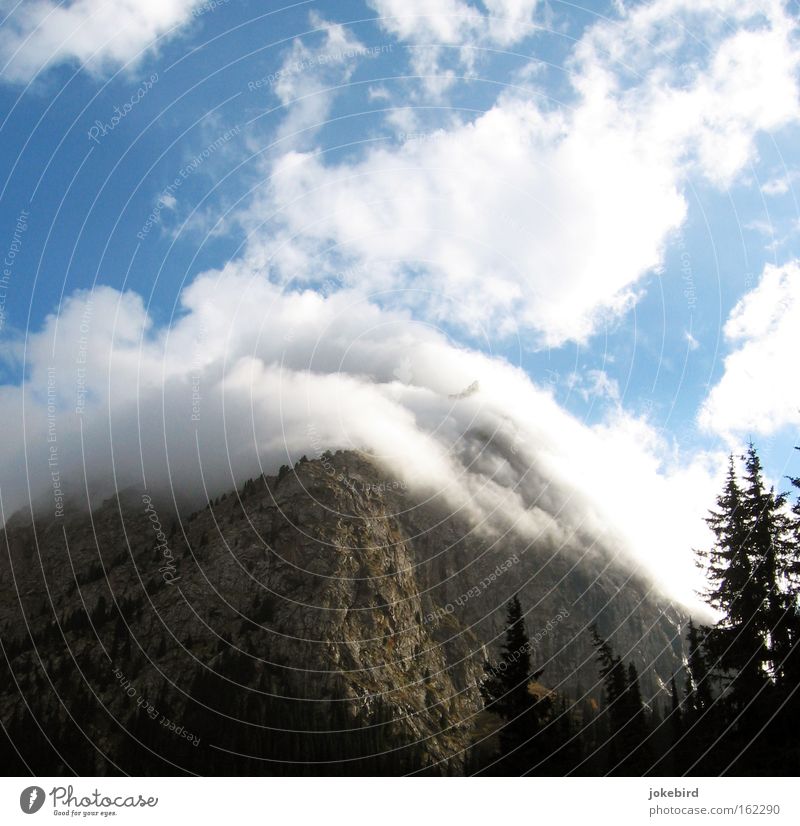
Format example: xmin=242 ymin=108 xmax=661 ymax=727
xmin=477 ymin=443 xmax=800 ymax=775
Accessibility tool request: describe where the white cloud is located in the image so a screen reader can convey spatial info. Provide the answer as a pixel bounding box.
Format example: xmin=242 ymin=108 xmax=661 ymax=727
xmin=367 ymin=0 xmax=540 ymax=47
xmin=367 ymin=85 xmax=392 ymax=102
xmin=762 ymin=177 xmax=790 ymax=196
xmin=0 ymin=270 xmax=723 ymax=607
xmin=0 ymin=0 xmax=206 ymax=83
xmin=366 ymin=0 xmax=542 ymax=96
xmin=571 ymin=0 xmax=800 ymax=188
xmin=267 ymin=13 xmax=369 ymax=147
xmin=239 ymin=0 xmax=799 ymax=348
xmin=699 ymin=260 xmax=800 ymax=440
xmin=761 ymin=170 xmax=800 ymax=197
xmin=250 ymin=94 xmax=685 ymax=345
xmin=567 ymin=369 xmax=621 ymax=404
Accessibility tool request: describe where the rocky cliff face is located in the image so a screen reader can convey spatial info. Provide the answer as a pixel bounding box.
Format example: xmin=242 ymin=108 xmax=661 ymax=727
xmin=0 ymin=451 xmax=685 ymax=775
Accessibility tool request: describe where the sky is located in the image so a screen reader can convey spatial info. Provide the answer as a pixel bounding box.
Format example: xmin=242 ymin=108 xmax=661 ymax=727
xmin=1 ymin=0 xmax=800 ymax=609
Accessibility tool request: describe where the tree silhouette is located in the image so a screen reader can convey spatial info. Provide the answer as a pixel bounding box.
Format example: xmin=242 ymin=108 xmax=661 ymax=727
xmin=699 ymin=453 xmax=765 ymax=705
xmin=684 ymin=619 xmax=712 ymax=717
xmin=693 ymin=444 xmax=800 ymax=773
xmin=481 ymin=595 xmax=550 ymax=774
xmin=590 ymin=626 xmax=649 ymax=774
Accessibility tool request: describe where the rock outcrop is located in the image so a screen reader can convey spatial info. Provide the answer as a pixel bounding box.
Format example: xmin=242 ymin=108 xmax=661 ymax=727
xmin=0 ymin=451 xmax=685 ymax=775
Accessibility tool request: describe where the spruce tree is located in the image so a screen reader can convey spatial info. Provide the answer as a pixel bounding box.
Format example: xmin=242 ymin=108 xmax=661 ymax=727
xmin=481 ymin=595 xmax=541 ymax=720
xmin=590 ymin=626 xmax=648 ymax=774
xmin=684 ymin=620 xmax=712 ymax=717
xmin=670 ymin=676 xmax=682 ymax=732
xmin=481 ymin=595 xmax=548 ymax=773
xmin=700 ymin=454 xmax=765 ymax=703
xmin=625 ymin=663 xmax=645 ymax=723
xmin=590 ymin=625 xmax=627 ymax=713
xmin=742 ymin=445 xmax=792 ymax=682
xmin=682 ymin=619 xmax=717 ymax=773
xmin=621 ymin=662 xmax=650 ymax=772
xmin=783 ymin=466 xmax=800 ymax=688
xmin=669 ymin=675 xmax=683 ymax=773
xmin=696 ymin=444 xmax=797 ymax=772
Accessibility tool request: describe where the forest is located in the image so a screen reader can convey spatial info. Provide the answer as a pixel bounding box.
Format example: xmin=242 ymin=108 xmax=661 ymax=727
xmin=479 ymin=444 xmax=800 ymax=775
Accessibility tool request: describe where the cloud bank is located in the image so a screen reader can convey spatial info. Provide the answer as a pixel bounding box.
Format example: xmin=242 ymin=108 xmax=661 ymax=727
xmin=1 ymin=269 xmax=722 ymax=606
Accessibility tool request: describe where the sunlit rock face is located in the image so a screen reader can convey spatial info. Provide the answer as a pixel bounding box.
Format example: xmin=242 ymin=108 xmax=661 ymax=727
xmin=0 ymin=451 xmax=685 ymax=775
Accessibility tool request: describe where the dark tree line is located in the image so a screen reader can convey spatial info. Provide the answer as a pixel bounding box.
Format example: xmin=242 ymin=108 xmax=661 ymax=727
xmin=478 ymin=444 xmax=800 ymax=775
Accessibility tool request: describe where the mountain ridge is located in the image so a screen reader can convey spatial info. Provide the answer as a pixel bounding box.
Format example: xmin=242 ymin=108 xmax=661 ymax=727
xmin=0 ymin=449 xmax=686 ymax=774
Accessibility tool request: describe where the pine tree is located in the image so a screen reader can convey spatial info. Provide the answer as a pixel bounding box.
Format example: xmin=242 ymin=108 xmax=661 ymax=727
xmin=783 ymin=464 xmax=800 ymax=688
xmin=590 ymin=625 xmax=627 ymax=713
xmin=684 ymin=620 xmax=712 ymax=717
xmin=742 ymin=445 xmax=793 ymax=682
xmin=621 ymin=662 xmax=650 ymax=772
xmin=682 ymin=620 xmax=718 ymax=773
xmin=700 ymin=454 xmax=765 ymax=704
xmin=481 ymin=595 xmax=548 ymax=773
xmin=668 ymin=675 xmax=683 ymax=773
xmin=670 ymin=676 xmax=682 ymax=732
xmin=590 ymin=627 xmax=648 ymax=774
xmin=481 ymin=595 xmax=540 ymax=720
xmin=696 ymin=444 xmax=797 ymax=772
xmin=625 ymin=663 xmax=644 ymax=721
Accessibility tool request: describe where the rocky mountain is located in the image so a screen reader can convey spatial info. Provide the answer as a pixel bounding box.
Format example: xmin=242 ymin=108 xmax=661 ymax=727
xmin=0 ymin=450 xmax=686 ymax=775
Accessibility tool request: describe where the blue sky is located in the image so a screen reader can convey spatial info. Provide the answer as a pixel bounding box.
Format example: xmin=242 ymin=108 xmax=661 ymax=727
xmin=1 ymin=0 xmax=800 ymax=604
